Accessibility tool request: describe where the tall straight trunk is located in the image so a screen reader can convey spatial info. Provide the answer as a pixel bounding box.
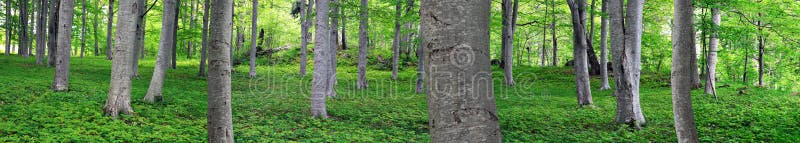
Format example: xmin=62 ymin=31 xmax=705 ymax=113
xmin=198 ymin=0 xmax=209 ymax=76
xmin=567 ymin=0 xmax=593 ymax=107
xmin=357 ymin=0 xmax=368 ymax=89
xmin=4 ymin=0 xmax=9 ymax=56
xmin=672 ymin=0 xmax=700 ymax=141
xmin=757 ymin=26 xmax=764 ymax=87
xmin=186 ymin=0 xmax=196 ymax=59
xmin=299 ymin=0 xmax=313 ymax=76
xmin=36 ymin=0 xmax=47 ymax=64
xmin=340 ymin=6 xmax=347 ymax=50
xmin=743 ymin=44 xmax=748 ymax=84
xmin=79 ymin=0 xmax=85 ymax=58
xmin=248 ymin=0 xmax=257 ymax=78
xmin=131 ymin=0 xmax=144 ymax=78
xmin=705 ymin=7 xmax=720 ymax=95
xmin=103 ymin=0 xmax=137 ymax=118
xmin=585 ymin=0 xmax=603 ymax=76
xmin=551 ymin=0 xmax=558 ymax=66
xmin=20 ymin=0 xmax=29 ymax=57
xmin=610 ymin=0 xmax=645 ymax=128
xmin=501 ymin=0 xmax=515 ymax=86
xmin=690 ymin=32 xmax=701 ymax=88
xmin=144 ymin=0 xmax=177 ymax=104
xmin=52 ymin=0 xmax=74 ymax=91
xmin=106 ymin=0 xmax=114 ymax=60
xmin=47 ymin=0 xmax=59 ymax=66
xmin=311 ymin=0 xmax=331 ymax=118
xmin=328 ymin=0 xmax=339 ymax=98
xmin=390 ymin=0 xmax=400 ymax=80
xmin=206 ymin=0 xmax=234 ymax=141
xmin=171 ymin=0 xmax=179 ymax=69
xmin=599 ymin=0 xmax=610 ymax=90
xmin=93 ymin=8 xmax=99 ymax=56
xmin=421 ymin=0 xmax=502 ymax=141
xmin=541 ymin=4 xmax=548 ymax=67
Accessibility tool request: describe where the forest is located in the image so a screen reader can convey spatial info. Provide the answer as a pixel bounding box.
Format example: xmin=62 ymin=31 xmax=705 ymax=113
xmin=1 ymin=0 xmax=799 ymax=142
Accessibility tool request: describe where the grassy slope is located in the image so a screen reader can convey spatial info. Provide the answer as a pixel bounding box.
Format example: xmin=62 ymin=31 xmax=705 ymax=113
xmin=0 ymin=56 xmax=798 ymax=142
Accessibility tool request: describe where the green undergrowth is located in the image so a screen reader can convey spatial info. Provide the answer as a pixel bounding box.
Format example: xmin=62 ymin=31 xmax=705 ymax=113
xmin=1 ymin=56 xmax=798 ymax=142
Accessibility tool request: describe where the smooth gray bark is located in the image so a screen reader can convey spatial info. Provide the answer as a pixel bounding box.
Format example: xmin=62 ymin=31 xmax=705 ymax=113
xmin=501 ymin=0 xmax=515 ymax=86
xmin=299 ymin=0 xmax=313 ymax=76
xmin=672 ymin=0 xmax=700 ymax=142
xmin=106 ymin=0 xmax=114 ymax=60
xmin=609 ymin=0 xmax=645 ymax=127
xmin=328 ymin=0 xmax=338 ymax=98
xmin=311 ymin=0 xmax=331 ymax=118
xmin=198 ymin=0 xmax=209 ymax=76
xmin=103 ymin=0 xmax=137 ymax=118
xmin=705 ymin=8 xmax=720 ymax=95
xmin=421 ymin=0 xmax=502 ymax=142
xmin=248 ymin=0 xmax=258 ymax=78
xmin=357 ymin=0 xmax=368 ymax=89
xmin=390 ymin=0 xmax=400 ymax=80
xmin=132 ymin=0 xmax=144 ymax=78
xmin=143 ymin=0 xmax=177 ymax=103
xmin=51 ymin=0 xmax=74 ymax=91
xmin=599 ymin=0 xmax=610 ymax=90
xmin=567 ymin=0 xmax=593 ymax=107
xmin=207 ymin=0 xmax=234 ymax=141
xmin=36 ymin=0 xmax=47 ymax=64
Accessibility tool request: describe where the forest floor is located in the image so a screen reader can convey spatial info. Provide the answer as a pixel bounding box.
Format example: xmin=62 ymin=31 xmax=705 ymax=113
xmin=1 ymin=56 xmax=799 ymax=142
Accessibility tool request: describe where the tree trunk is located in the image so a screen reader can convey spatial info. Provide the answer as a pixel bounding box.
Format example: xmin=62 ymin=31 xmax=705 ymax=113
xmin=248 ymin=0 xmax=258 ymax=78
xmin=4 ymin=0 xmax=9 ymax=56
xmin=599 ymin=0 xmax=610 ymax=90
xmin=672 ymin=0 xmax=700 ymax=141
xmin=311 ymin=0 xmax=331 ymax=118
xmin=103 ymin=0 xmax=138 ymax=118
xmin=390 ymin=0 xmax=400 ymax=80
xmin=551 ymin=0 xmax=558 ymax=66
xmin=47 ymin=0 xmax=59 ymax=66
xmin=299 ymin=0 xmax=313 ymax=76
xmin=132 ymin=0 xmax=144 ymax=78
xmin=93 ymin=8 xmax=99 ymax=56
xmin=206 ymin=0 xmax=234 ymax=141
xmin=198 ymin=0 xmax=209 ymax=76
xmin=186 ymin=0 xmax=196 ymax=59
xmin=328 ymin=0 xmax=339 ymax=98
xmin=609 ymin=0 xmax=646 ymax=128
xmin=501 ymin=0 xmax=515 ymax=86
xmin=757 ymin=33 xmax=765 ymax=87
xmin=106 ymin=0 xmax=114 ymax=60
xmin=585 ymin=0 xmax=601 ymax=75
xmin=171 ymin=1 xmax=179 ymax=69
xmin=421 ymin=0 xmax=502 ymax=141
xmin=36 ymin=0 xmax=47 ymax=64
xmin=340 ymin=2 xmax=347 ymax=50
xmin=705 ymin=7 xmax=720 ymax=95
xmin=567 ymin=0 xmax=593 ymax=107
xmin=79 ymin=0 xmax=86 ymax=58
xmin=51 ymin=0 xmax=74 ymax=91
xmin=357 ymin=0 xmax=368 ymax=89
xmin=690 ymin=33 xmax=702 ymax=89
xmin=143 ymin=0 xmax=178 ymax=103
xmin=20 ymin=0 xmax=29 ymax=57
xmin=541 ymin=4 xmax=548 ymax=67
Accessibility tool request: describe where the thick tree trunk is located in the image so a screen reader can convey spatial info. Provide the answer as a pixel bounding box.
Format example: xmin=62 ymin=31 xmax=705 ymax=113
xmin=248 ymin=0 xmax=258 ymax=78
xmin=52 ymin=0 xmax=74 ymax=91
xmin=421 ymin=0 xmax=502 ymax=141
xmin=20 ymin=0 xmax=29 ymax=57
xmin=599 ymin=0 xmax=610 ymax=90
xmin=198 ymin=0 xmax=209 ymax=76
xmin=567 ymin=0 xmax=593 ymax=107
xmin=672 ymin=0 xmax=700 ymax=142
xmin=705 ymin=8 xmax=720 ymax=95
xmin=390 ymin=0 xmax=400 ymax=80
xmin=206 ymin=0 xmax=234 ymax=141
xmin=610 ymin=0 xmax=645 ymax=128
xmin=311 ymin=0 xmax=331 ymax=118
xmin=299 ymin=0 xmax=313 ymax=76
xmin=357 ymin=0 xmax=368 ymax=89
xmin=47 ymin=0 xmax=59 ymax=66
xmin=144 ymin=0 xmax=177 ymax=103
xmin=36 ymin=0 xmax=47 ymax=64
xmin=106 ymin=0 xmax=114 ymax=60
xmin=103 ymin=0 xmax=137 ymax=118
xmin=501 ymin=0 xmax=515 ymax=86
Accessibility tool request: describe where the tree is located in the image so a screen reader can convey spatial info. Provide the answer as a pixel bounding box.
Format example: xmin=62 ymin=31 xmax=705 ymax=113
xmin=51 ymin=0 xmax=74 ymax=91
xmin=551 ymin=0 xmax=558 ymax=66
xmin=609 ymin=0 xmax=645 ymax=128
xmin=328 ymin=0 xmax=339 ymax=97
xmin=421 ymin=0 xmax=502 ymax=141
xmin=198 ymin=0 xmax=209 ymax=76
xmin=599 ymin=0 xmax=610 ymax=90
xmin=47 ymin=0 xmax=59 ymax=66
xmin=20 ymin=0 xmax=29 ymax=58
xmin=672 ymin=0 xmax=700 ymax=142
xmin=357 ymin=0 xmax=368 ymax=89
xmin=501 ymin=0 xmax=516 ymax=86
xmin=103 ymin=0 xmax=138 ymax=118
xmin=705 ymin=7 xmax=720 ymax=95
xmin=171 ymin=1 xmax=179 ymax=69
xmin=311 ymin=0 xmax=331 ymax=118
xmin=132 ymin=0 xmax=144 ymax=78
xmin=143 ymin=0 xmax=177 ymax=103
xmin=4 ymin=0 xmax=9 ymax=56
xmin=390 ymin=0 xmax=400 ymax=80
xmin=79 ymin=0 xmax=86 ymax=58
xmin=93 ymin=7 xmax=100 ymax=56
xmin=567 ymin=0 xmax=593 ymax=107
xmin=36 ymin=0 xmax=47 ymax=64
xmin=206 ymin=0 xmax=234 ymax=141
xmin=106 ymin=0 xmax=114 ymax=60
xmin=248 ymin=0 xmax=258 ymax=78
xmin=299 ymin=0 xmax=313 ymax=76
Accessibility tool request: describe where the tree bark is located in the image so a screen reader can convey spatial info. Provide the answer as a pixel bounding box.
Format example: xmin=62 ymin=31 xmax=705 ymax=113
xmin=390 ymin=0 xmax=400 ymax=80
xmin=705 ymin=7 xmax=720 ymax=95
xmin=421 ymin=0 xmax=502 ymax=141
xmin=299 ymin=0 xmax=313 ymax=76
xmin=93 ymin=7 xmax=99 ymax=56
xmin=599 ymin=0 xmax=610 ymax=90
xmin=143 ymin=0 xmax=177 ymax=103
xmin=20 ymin=0 xmax=30 ymax=57
xmin=198 ymin=0 xmax=209 ymax=76
xmin=36 ymin=0 xmax=47 ymax=64
xmin=672 ymin=0 xmax=700 ymax=142
xmin=567 ymin=0 xmax=593 ymax=107
xmin=4 ymin=0 xmax=9 ymax=56
xmin=609 ymin=0 xmax=646 ymax=128
xmin=171 ymin=1 xmax=179 ymax=69
xmin=51 ymin=0 xmax=74 ymax=91
xmin=311 ymin=0 xmax=331 ymax=118
xmin=357 ymin=0 xmax=368 ymax=89
xmin=328 ymin=0 xmax=339 ymax=98
xmin=501 ymin=0 xmax=515 ymax=86
xmin=248 ymin=0 xmax=258 ymax=78
xmin=103 ymin=0 xmax=137 ymax=118
xmin=206 ymin=0 xmax=234 ymax=141
xmin=132 ymin=0 xmax=144 ymax=78
xmin=79 ymin=0 xmax=86 ymax=58
xmin=551 ymin=0 xmax=558 ymax=66
xmin=47 ymin=0 xmax=59 ymax=66
xmin=106 ymin=0 xmax=114 ymax=60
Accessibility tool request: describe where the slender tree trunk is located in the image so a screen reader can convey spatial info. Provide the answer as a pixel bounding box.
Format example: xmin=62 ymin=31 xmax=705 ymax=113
xmin=551 ymin=0 xmax=558 ymax=66
xmin=421 ymin=0 xmax=502 ymax=141
xmin=757 ymin=31 xmax=765 ymax=87
xmin=599 ymin=0 xmax=610 ymax=90
xmin=103 ymin=0 xmax=138 ymax=118
xmin=144 ymin=0 xmax=178 ymax=103
xmin=672 ymin=0 xmax=700 ymax=141
xmin=690 ymin=32 xmax=702 ymax=89
xmin=206 ymin=0 xmax=234 ymax=141
xmin=705 ymin=7 xmax=720 ymax=95
xmin=585 ymin=0 xmax=602 ymax=76
xmin=743 ymin=44 xmax=748 ymax=84
xmin=567 ymin=0 xmax=593 ymax=107
xmin=4 ymin=0 xmax=9 ymax=56
xmin=93 ymin=8 xmax=99 ymax=56
xmin=328 ymin=0 xmax=339 ymax=98
xmin=357 ymin=0 xmax=368 ymax=89
xmin=299 ymin=0 xmax=313 ymax=76
xmin=610 ymin=0 xmax=645 ymax=128
xmin=187 ymin=0 xmax=196 ymax=59
xmin=47 ymin=0 xmax=59 ymax=66
xmin=106 ymin=0 xmax=114 ymax=60
xmin=79 ymin=0 xmax=86 ymax=58
xmin=501 ymin=0 xmax=515 ymax=86
xmin=51 ymin=0 xmax=74 ymax=91
xmin=171 ymin=1 xmax=179 ymax=69
xmin=131 ymin=0 xmax=144 ymax=78
xmin=311 ymin=0 xmax=331 ymax=118
xmin=20 ymin=0 xmax=29 ymax=57
xmin=198 ymin=0 xmax=209 ymax=76
xmin=340 ymin=6 xmax=347 ymax=51
xmin=541 ymin=4 xmax=548 ymax=67
xmin=248 ymin=0 xmax=257 ymax=78
xmin=390 ymin=0 xmax=400 ymax=80
xmin=36 ymin=0 xmax=47 ymax=64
